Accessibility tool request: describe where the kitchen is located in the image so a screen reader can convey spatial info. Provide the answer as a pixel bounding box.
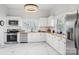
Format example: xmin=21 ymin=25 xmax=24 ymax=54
xmin=0 ymin=4 xmax=76 ymax=55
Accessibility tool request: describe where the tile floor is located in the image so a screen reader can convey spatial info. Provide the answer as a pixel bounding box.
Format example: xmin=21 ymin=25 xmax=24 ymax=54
xmin=66 ymin=39 xmax=76 ymax=55
xmin=0 ymin=42 xmax=60 ymax=55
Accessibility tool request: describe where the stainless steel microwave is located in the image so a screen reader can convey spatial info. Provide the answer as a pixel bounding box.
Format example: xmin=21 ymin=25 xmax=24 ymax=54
xmin=8 ymin=20 xmax=18 ymax=26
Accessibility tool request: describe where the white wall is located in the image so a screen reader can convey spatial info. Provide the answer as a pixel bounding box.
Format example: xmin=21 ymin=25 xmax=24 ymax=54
xmin=0 ymin=5 xmax=7 ymax=17
xmin=0 ymin=5 xmax=7 ymax=45
xmin=7 ymin=9 xmax=50 ymax=18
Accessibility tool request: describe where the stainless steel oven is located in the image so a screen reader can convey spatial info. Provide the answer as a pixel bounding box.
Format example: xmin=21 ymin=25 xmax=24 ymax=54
xmin=7 ymin=33 xmax=17 ymax=42
xmin=7 ymin=29 xmax=19 ymax=42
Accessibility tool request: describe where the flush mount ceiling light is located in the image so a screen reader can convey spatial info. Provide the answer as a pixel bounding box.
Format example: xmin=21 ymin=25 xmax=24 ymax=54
xmin=24 ymin=4 xmax=39 ymax=12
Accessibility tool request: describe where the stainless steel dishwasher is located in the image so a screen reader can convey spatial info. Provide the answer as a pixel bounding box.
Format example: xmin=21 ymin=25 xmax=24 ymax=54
xmin=20 ymin=33 xmax=27 ymax=43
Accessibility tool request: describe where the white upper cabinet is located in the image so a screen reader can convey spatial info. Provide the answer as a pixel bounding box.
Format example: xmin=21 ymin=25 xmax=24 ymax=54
xmin=48 ymin=16 xmax=52 ymax=26
xmin=39 ymin=18 xmax=48 ymax=27
xmin=22 ymin=18 xmax=39 ymax=32
xmin=48 ymin=16 xmax=56 ymax=27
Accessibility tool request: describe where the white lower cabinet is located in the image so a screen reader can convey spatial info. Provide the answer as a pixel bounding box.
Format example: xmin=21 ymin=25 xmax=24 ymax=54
xmin=28 ymin=33 xmax=46 ymax=42
xmin=46 ymin=34 xmax=54 ymax=47
xmin=53 ymin=36 xmax=59 ymax=50
xmin=46 ymin=34 xmax=66 ymax=55
xmin=24 ymin=32 xmax=66 ymax=54
xmin=59 ymin=39 xmax=66 ymax=55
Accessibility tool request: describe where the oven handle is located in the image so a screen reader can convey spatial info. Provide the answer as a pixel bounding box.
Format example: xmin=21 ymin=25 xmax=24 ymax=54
xmin=7 ymin=33 xmax=17 ymax=35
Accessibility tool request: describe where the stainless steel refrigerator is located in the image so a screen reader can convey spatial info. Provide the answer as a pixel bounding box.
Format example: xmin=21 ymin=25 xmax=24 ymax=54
xmin=73 ymin=10 xmax=79 ymax=55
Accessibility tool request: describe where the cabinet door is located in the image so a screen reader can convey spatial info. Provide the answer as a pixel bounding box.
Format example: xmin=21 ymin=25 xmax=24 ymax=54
xmin=28 ymin=33 xmax=46 ymax=42
xmin=46 ymin=34 xmax=53 ymax=46
xmin=60 ymin=39 xmax=66 ymax=54
xmin=33 ymin=33 xmax=41 ymax=42
xmin=40 ymin=33 xmax=46 ymax=41
xmin=46 ymin=34 xmax=51 ymax=44
xmin=50 ymin=36 xmax=55 ymax=47
xmin=34 ymin=33 xmax=46 ymax=42
xmin=28 ymin=33 xmax=35 ymax=42
xmin=39 ymin=18 xmax=48 ymax=27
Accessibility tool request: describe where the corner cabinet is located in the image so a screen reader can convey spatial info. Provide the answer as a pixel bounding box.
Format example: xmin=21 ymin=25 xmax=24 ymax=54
xmin=59 ymin=38 xmax=66 ymax=54
xmin=27 ymin=33 xmax=46 ymax=42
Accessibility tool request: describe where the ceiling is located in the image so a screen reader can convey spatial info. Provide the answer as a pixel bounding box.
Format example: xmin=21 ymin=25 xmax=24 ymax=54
xmin=5 ymin=4 xmax=53 ymax=10
xmin=5 ymin=4 xmax=79 ymax=10
xmin=4 ymin=4 xmax=79 ymax=17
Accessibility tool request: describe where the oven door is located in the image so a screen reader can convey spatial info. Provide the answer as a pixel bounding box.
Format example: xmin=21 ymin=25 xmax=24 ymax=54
xmin=7 ymin=33 xmax=17 ymax=42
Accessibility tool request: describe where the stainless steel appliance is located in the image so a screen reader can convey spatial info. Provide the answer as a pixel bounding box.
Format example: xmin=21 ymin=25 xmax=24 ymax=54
xmin=20 ymin=33 xmax=27 ymax=43
xmin=7 ymin=29 xmax=19 ymax=43
xmin=67 ymin=28 xmax=73 ymax=40
xmin=8 ymin=20 xmax=18 ymax=26
xmin=73 ymin=10 xmax=79 ymax=55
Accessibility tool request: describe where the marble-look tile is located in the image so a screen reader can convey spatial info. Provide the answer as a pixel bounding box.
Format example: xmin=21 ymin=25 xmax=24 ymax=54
xmin=0 ymin=42 xmax=59 ymax=55
xmin=66 ymin=39 xmax=76 ymax=55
